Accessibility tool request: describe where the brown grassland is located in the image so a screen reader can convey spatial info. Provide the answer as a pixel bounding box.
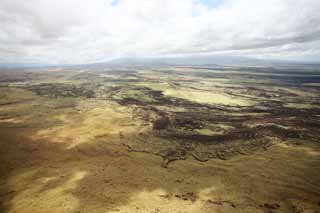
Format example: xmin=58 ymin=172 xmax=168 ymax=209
xmin=0 ymin=65 xmax=320 ymax=212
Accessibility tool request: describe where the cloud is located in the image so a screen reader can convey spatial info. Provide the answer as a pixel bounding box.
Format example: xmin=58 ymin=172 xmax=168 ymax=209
xmin=0 ymin=0 xmax=319 ymax=64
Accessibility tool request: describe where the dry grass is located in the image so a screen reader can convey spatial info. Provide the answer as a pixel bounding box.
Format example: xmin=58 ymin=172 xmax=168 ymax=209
xmin=1 ymin=126 xmax=320 ymax=213
xmin=164 ymin=89 xmax=254 ymax=106
xmin=1 ymin=67 xmax=320 ymax=213
xmin=136 ymin=82 xmax=255 ymax=106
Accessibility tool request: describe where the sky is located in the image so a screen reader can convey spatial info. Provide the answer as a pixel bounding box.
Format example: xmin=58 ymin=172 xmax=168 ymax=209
xmin=0 ymin=0 xmax=320 ymax=64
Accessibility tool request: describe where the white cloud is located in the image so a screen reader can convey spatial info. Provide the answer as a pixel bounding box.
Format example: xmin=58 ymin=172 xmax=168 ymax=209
xmin=0 ymin=0 xmax=319 ymax=64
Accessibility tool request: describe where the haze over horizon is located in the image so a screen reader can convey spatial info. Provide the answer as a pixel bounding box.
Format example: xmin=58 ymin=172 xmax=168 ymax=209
xmin=1 ymin=0 xmax=320 ymax=64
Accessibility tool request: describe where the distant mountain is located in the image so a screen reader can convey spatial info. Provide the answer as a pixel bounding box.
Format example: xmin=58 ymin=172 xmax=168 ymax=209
xmin=1 ymin=55 xmax=319 ymax=69
xmin=0 ymin=63 xmax=54 ymax=69
xmin=103 ymin=55 xmax=320 ymax=67
xmin=105 ymin=55 xmax=264 ymax=66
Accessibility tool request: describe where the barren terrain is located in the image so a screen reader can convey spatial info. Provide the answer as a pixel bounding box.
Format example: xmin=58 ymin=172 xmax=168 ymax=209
xmin=0 ymin=65 xmax=320 ymax=213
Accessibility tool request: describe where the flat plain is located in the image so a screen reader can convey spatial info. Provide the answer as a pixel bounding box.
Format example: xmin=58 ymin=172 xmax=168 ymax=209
xmin=0 ymin=65 xmax=320 ymax=213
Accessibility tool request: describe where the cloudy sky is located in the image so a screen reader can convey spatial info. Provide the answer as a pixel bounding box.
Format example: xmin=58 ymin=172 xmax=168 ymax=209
xmin=1 ymin=0 xmax=320 ymax=64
